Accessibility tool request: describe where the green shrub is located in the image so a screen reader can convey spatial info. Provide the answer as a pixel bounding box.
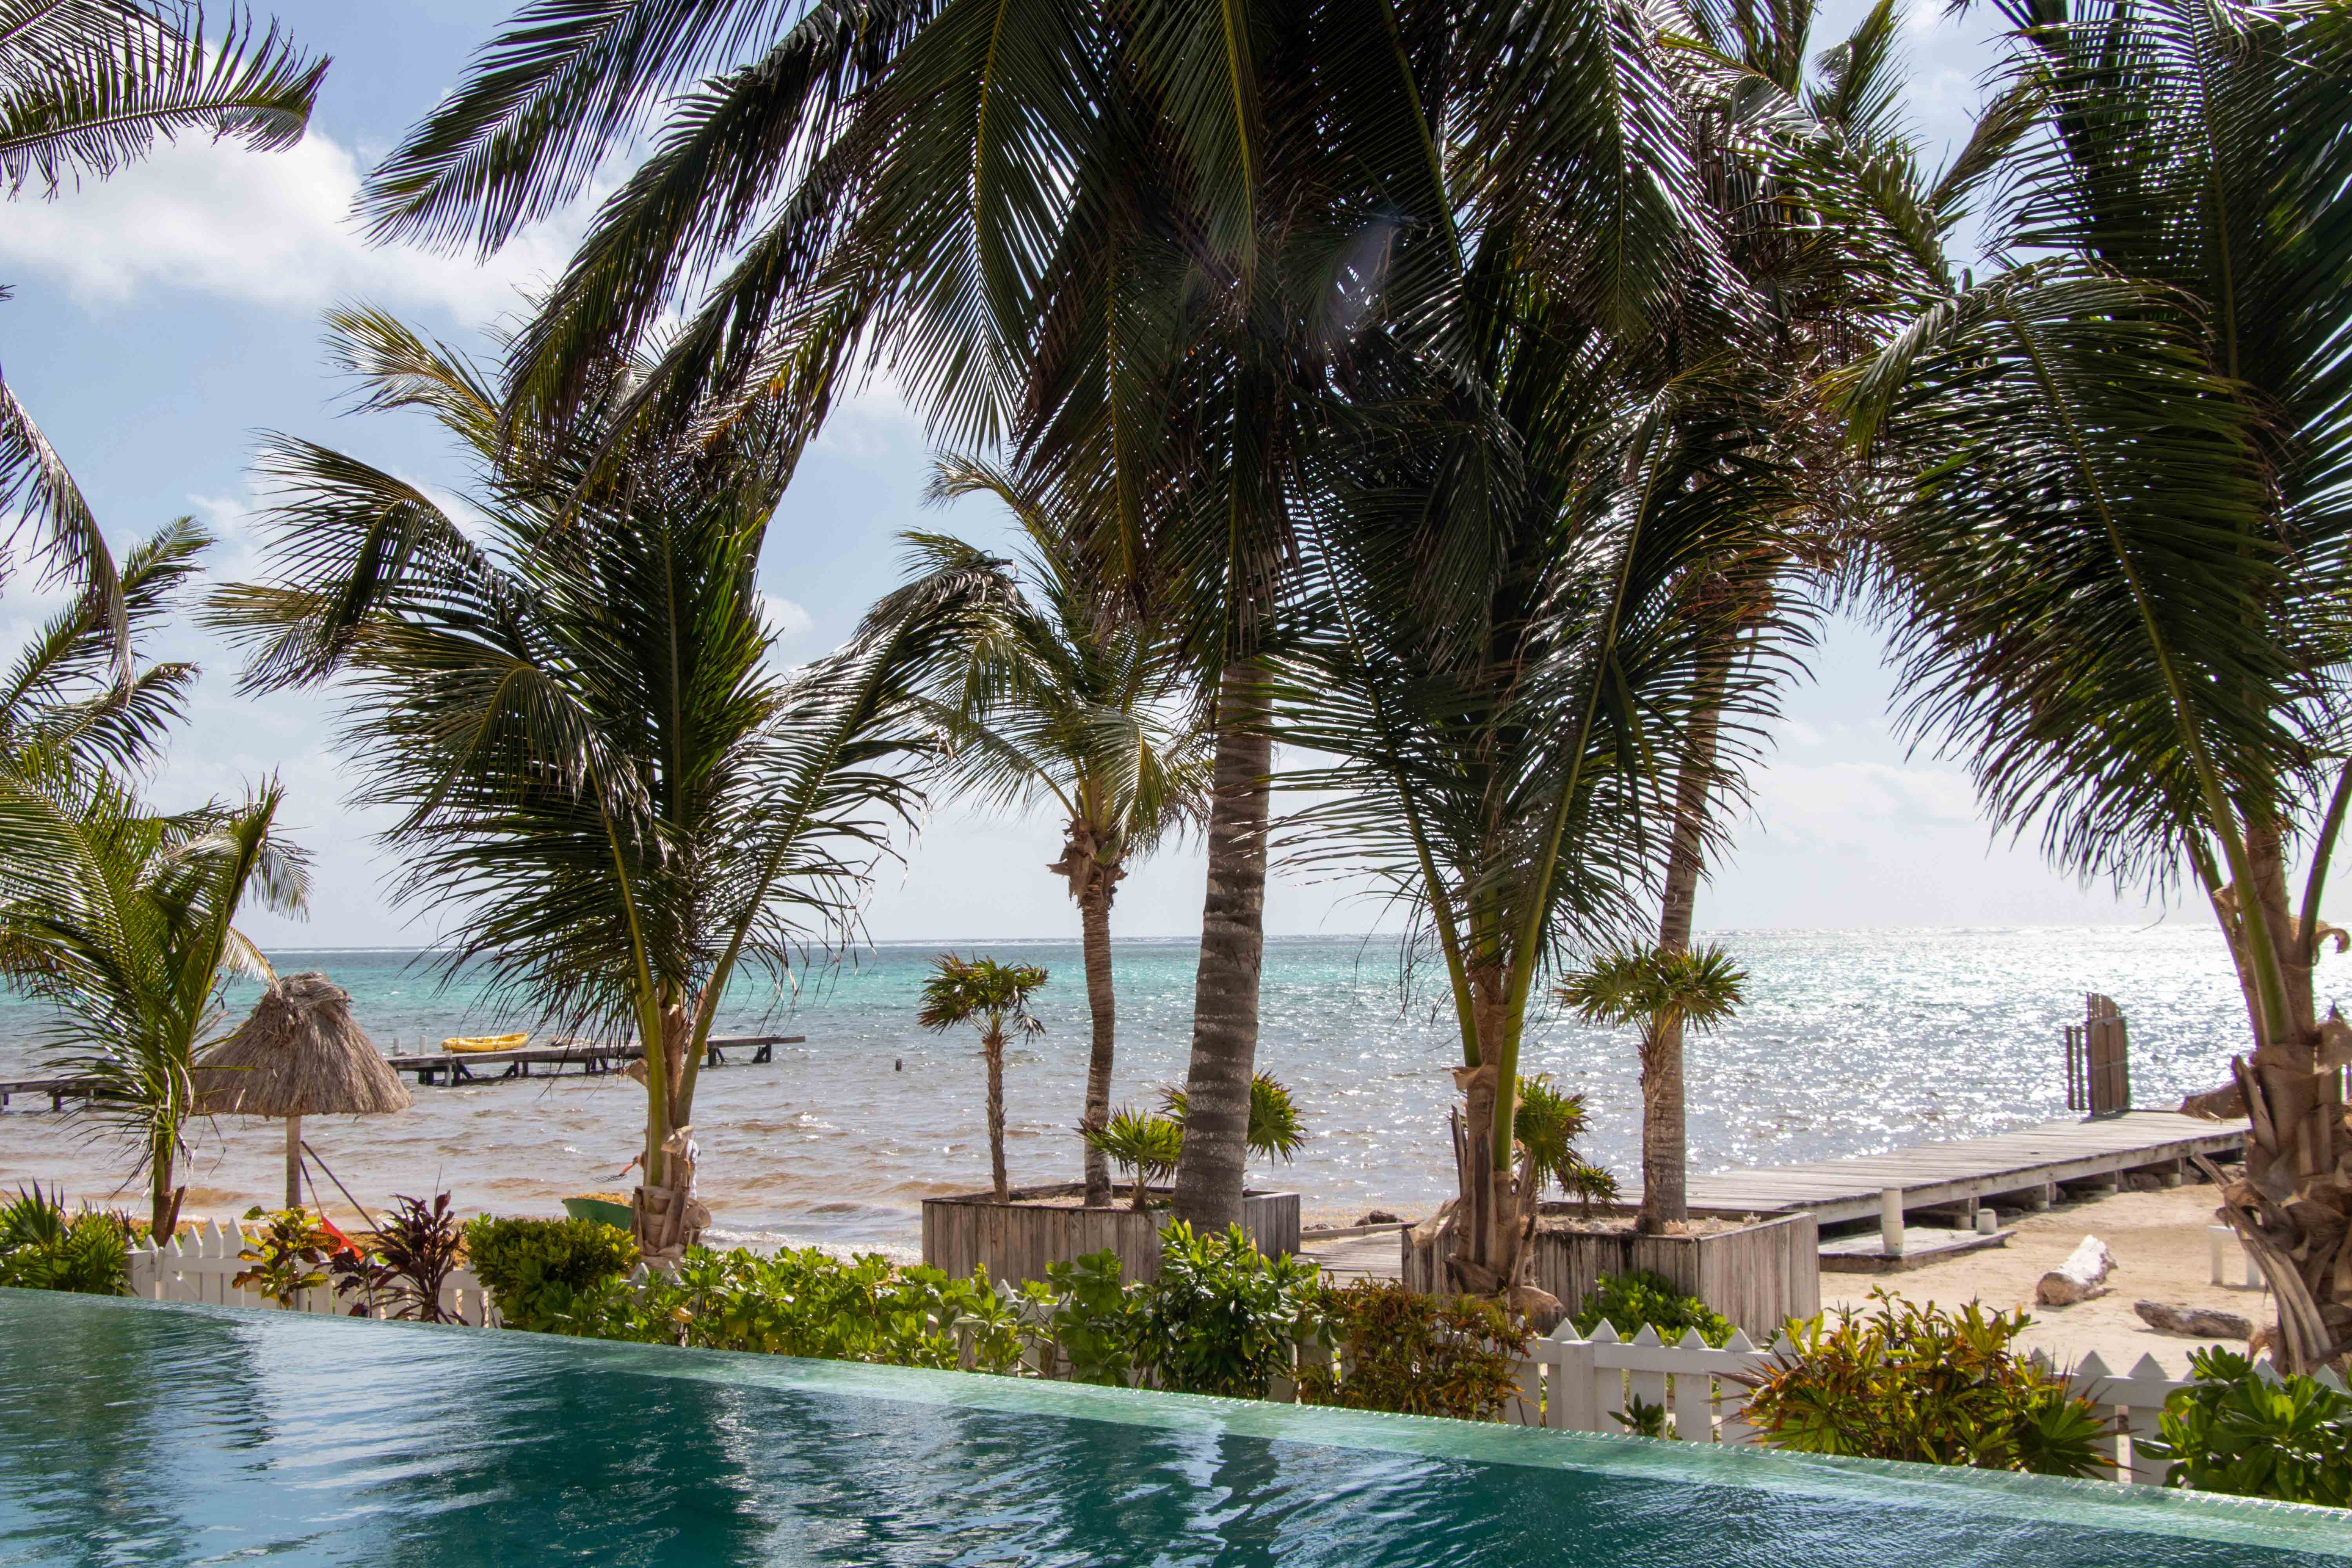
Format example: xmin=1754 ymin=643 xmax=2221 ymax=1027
xmin=464 ymin=1215 xmax=639 ymax=1331
xmin=0 ymin=1187 xmax=127 ymax=1296
xmin=1132 ymin=1221 xmax=1321 ymax=1398
xmin=2138 ymin=1347 xmax=2352 ymax=1506
xmin=1736 ymin=1291 xmax=2113 ymax=1477
xmin=564 ymin=1245 xmax=1027 ymax=1372
xmin=1298 ymin=1280 xmax=1529 ymax=1420
xmin=1572 ymin=1270 xmax=1734 ymax=1347
xmin=1030 ymin=1249 xmax=1138 ymax=1385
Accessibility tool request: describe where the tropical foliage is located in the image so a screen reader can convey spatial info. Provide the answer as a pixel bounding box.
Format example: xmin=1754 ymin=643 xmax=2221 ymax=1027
xmin=0 ymin=770 xmax=305 ymax=1236
xmin=1735 ymin=1292 xmax=2114 ymax=1476
xmin=1298 ymin=1281 xmax=1531 ymax=1421
xmin=463 ymin=1215 xmax=640 ymax=1333
xmin=1512 ymin=1077 xmax=1617 ymax=1215
xmin=1838 ymin=0 xmax=2352 ymax=1365
xmin=1160 ymin=1072 xmax=1306 ymax=1163
xmin=0 ymin=1186 xmax=128 ymax=1295
xmin=1570 ymin=1270 xmax=1733 ymax=1348
xmin=898 ymin=461 xmax=1210 ymax=1205
xmin=916 ymin=953 xmax=1049 ymax=1202
xmin=207 ymin=309 xmax=998 ymax=1251
xmin=1082 ymin=1108 xmax=1184 ymax=1210
xmin=2139 ymin=1347 xmax=2352 ymax=1506
xmin=0 ymin=0 xmax=323 ymax=651
xmin=330 ymin=1192 xmax=466 ymax=1323
xmin=1556 ymin=944 xmax=1746 ymax=1232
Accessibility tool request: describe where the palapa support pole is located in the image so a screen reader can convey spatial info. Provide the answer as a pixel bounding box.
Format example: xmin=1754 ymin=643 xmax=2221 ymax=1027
xmin=283 ymin=1113 xmax=303 ymax=1211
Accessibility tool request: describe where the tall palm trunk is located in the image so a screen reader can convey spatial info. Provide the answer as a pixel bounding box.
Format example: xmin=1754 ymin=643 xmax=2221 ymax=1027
xmin=984 ymin=1023 xmax=1010 ymax=1203
xmin=1172 ymin=661 xmax=1272 ymax=1231
xmin=1642 ymin=640 xmax=1728 ymax=1233
xmin=1080 ymin=887 xmax=1118 ymax=1206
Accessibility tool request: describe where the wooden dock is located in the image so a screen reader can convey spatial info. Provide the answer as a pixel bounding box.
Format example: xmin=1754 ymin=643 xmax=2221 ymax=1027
xmin=387 ymin=1035 xmax=804 ymax=1086
xmin=0 ymin=1076 xmax=99 ymax=1111
xmin=1672 ymin=1111 xmax=2247 ymax=1227
xmin=1297 ymin=1111 xmax=2250 ymax=1283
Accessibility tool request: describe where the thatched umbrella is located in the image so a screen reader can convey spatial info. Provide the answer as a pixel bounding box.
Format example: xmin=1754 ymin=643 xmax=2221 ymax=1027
xmin=193 ymin=972 xmax=412 ymax=1209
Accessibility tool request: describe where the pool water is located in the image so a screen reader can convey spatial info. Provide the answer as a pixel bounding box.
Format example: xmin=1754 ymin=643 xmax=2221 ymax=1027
xmin=0 ymin=1292 xmax=2341 ymax=1566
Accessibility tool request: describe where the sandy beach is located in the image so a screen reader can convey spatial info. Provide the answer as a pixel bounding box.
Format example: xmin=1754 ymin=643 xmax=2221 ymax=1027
xmin=1823 ymin=1184 xmax=2270 ymax=1375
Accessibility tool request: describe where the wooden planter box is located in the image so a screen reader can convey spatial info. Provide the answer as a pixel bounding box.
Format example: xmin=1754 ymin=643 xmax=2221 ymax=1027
xmin=922 ymin=1183 xmax=1303 ymax=1289
xmin=1401 ymin=1209 xmax=1818 ymax=1340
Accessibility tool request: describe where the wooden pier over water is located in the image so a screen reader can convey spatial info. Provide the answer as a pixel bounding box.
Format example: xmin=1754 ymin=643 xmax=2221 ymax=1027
xmin=385 ymin=1035 xmax=804 ymax=1086
xmin=0 ymin=1034 xmax=806 ymax=1107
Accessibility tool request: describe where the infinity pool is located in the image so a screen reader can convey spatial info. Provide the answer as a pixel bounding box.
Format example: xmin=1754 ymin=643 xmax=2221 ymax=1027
xmin=0 ymin=1291 xmax=2341 ymax=1566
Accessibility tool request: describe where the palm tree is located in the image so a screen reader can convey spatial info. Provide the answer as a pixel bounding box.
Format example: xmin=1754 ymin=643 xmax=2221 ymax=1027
xmin=1 ymin=2 xmax=323 ymax=658
xmin=896 ymin=459 xmax=1210 ymax=1206
xmin=352 ymin=0 xmax=1732 ymax=1234
xmin=1555 ymin=944 xmax=1745 ymax=1234
xmin=0 ymin=518 xmax=205 ymax=773
xmin=0 ymin=772 xmax=307 ymax=1236
xmin=204 ymin=308 xmax=998 ymax=1254
xmin=1839 ymin=0 xmax=2352 ymax=1367
xmin=917 ymin=954 xmax=1049 ymax=1204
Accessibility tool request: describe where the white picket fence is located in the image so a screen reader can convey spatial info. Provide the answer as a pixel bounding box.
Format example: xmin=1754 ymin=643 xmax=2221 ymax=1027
xmin=124 ymin=1220 xmax=499 ymax=1326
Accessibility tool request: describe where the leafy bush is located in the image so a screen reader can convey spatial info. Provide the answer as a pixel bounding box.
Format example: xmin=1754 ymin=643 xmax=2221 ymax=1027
xmin=1572 ymin=1271 xmax=1734 ymax=1347
xmin=234 ymin=1208 xmax=339 ymax=1305
xmin=1298 ymin=1281 xmax=1529 ymax=1420
xmin=2138 ymin=1347 xmax=2352 ymax=1506
xmin=464 ymin=1215 xmax=639 ymax=1331
xmin=1132 ymin=1222 xmax=1321 ymax=1398
xmin=0 ymin=1187 xmax=127 ymax=1296
xmin=332 ymin=1193 xmax=465 ymax=1323
xmin=1030 ymin=1250 xmax=1138 ymax=1385
xmin=558 ymin=1245 xmax=1027 ymax=1372
xmin=1735 ymin=1292 xmax=2113 ymax=1477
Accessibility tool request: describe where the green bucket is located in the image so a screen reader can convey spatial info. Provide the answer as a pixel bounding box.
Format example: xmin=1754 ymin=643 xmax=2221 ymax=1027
xmin=561 ymin=1196 xmax=634 ymax=1231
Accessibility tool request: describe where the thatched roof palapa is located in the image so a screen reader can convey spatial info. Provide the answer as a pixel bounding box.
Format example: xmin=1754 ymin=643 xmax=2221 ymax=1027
xmin=193 ymin=972 xmax=413 ymax=1118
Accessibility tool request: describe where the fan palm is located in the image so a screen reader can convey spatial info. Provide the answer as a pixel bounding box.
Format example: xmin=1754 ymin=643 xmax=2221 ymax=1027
xmin=916 ymin=954 xmax=1049 ymax=1203
xmin=1839 ymin=0 xmax=2352 ymax=1366
xmin=203 ymin=308 xmax=998 ymax=1253
xmin=0 ymin=772 xmax=306 ymax=1237
xmin=1555 ymin=943 xmax=1745 ymax=1233
xmin=353 ymin=0 xmax=1732 ymax=1233
xmin=896 ymin=458 xmax=1210 ymax=1205
xmin=0 ymin=2 xmax=323 ymax=663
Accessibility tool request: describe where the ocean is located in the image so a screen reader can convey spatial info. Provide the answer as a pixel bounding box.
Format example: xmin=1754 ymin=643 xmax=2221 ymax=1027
xmin=0 ymin=926 xmax=2272 ymax=1248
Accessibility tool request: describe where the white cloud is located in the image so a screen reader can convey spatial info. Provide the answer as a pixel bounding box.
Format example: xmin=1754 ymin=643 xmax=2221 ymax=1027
xmin=1748 ymin=759 xmax=1984 ymax=849
xmin=0 ymin=131 xmax=582 ymax=325
xmin=760 ymin=593 xmax=813 ymax=643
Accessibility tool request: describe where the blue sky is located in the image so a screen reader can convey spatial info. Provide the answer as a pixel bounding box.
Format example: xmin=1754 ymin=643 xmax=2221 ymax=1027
xmin=0 ymin=0 xmax=2203 ymax=948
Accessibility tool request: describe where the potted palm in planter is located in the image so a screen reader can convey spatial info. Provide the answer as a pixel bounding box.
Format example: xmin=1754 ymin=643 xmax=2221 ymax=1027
xmin=1416 ymin=944 xmax=1815 ymax=1339
xmin=921 ymin=1044 xmax=1305 ymax=1287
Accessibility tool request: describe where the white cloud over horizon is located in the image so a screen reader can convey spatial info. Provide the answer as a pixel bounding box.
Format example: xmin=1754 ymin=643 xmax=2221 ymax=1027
xmin=0 ymin=130 xmax=583 ymax=326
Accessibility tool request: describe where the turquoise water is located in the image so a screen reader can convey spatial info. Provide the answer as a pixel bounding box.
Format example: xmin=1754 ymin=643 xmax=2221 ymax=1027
xmin=0 ymin=928 xmax=2278 ymax=1240
xmin=0 ymin=1291 xmax=2342 ymax=1566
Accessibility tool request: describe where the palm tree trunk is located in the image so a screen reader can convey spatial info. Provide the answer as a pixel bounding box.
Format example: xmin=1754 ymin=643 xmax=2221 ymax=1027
xmin=149 ymin=1127 xmax=181 ymax=1239
xmin=1642 ymin=645 xmax=1725 ymax=1233
xmin=1080 ymin=887 xmax=1118 ymax=1207
xmin=985 ymin=1025 xmax=1009 ymax=1204
xmin=1171 ymin=660 xmax=1272 ymax=1233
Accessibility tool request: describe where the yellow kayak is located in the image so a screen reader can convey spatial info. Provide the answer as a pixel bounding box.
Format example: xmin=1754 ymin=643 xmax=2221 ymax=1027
xmin=439 ymin=1032 xmax=529 ymax=1055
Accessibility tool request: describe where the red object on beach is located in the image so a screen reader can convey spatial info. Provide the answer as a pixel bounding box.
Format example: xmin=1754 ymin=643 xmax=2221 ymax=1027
xmin=318 ymin=1215 xmax=364 ymax=1258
